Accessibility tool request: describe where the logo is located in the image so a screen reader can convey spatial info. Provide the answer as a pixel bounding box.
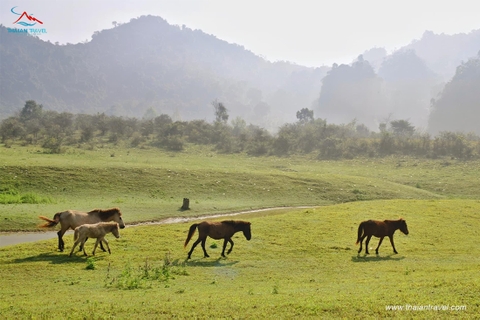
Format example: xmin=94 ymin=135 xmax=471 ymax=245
xmin=7 ymin=6 xmax=47 ymax=36
xmin=11 ymin=6 xmax=43 ymax=26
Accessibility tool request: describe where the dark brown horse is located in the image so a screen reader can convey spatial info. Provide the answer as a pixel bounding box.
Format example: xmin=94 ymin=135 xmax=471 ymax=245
xmin=356 ymin=219 xmax=409 ymax=254
xmin=39 ymin=208 xmax=125 ymax=252
xmin=184 ymin=220 xmax=251 ymax=259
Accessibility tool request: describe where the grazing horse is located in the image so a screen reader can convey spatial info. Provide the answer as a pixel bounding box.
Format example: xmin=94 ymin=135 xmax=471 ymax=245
xmin=356 ymin=219 xmax=409 ymax=254
xmin=39 ymin=208 xmax=125 ymax=252
xmin=69 ymin=222 xmax=120 ymax=257
xmin=184 ymin=220 xmax=251 ymax=259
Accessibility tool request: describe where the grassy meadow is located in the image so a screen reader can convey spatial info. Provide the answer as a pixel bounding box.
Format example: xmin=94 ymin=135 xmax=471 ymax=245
xmin=1 ymin=145 xmax=479 ymax=318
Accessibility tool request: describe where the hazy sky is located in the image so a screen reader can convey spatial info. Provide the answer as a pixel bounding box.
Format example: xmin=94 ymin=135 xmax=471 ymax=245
xmin=1 ymin=0 xmax=478 ymax=67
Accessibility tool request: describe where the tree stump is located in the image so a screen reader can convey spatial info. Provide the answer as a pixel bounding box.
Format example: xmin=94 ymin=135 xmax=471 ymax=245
xmin=181 ymin=198 xmax=190 ymax=210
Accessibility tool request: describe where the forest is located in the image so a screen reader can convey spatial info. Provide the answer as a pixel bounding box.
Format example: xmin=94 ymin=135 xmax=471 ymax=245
xmin=1 ymin=100 xmax=479 ymax=160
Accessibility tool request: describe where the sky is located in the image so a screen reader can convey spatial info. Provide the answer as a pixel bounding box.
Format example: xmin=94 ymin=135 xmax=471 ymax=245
xmin=1 ymin=0 xmax=479 ymax=67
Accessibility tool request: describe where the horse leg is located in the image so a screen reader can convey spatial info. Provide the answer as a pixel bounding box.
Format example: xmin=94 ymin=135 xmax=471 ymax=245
xmin=99 ymin=240 xmax=107 ymax=252
xmin=69 ymin=239 xmax=79 ymax=256
xmin=200 ymin=239 xmax=210 ymax=258
xmin=221 ymin=239 xmax=228 ymax=257
xmin=389 ymin=236 xmax=398 ymax=254
xmin=357 ymin=235 xmax=366 ymax=254
xmin=187 ymin=238 xmax=202 ymax=259
xmin=57 ymin=230 xmax=65 ymax=252
xmin=82 ymin=239 xmax=88 ymax=256
xmin=92 ymin=239 xmax=100 ymax=255
xmin=103 ymin=238 xmax=111 ymax=254
xmin=221 ymin=238 xmax=234 ymax=257
xmin=226 ymin=239 xmax=234 ymax=255
xmin=375 ymin=237 xmax=384 ymax=254
xmin=365 ymin=235 xmax=372 ymax=254
xmin=79 ymin=237 xmax=87 ymax=252
xmin=93 ymin=237 xmax=107 ymax=252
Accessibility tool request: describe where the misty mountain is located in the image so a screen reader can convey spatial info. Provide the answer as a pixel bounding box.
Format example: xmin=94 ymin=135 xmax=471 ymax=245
xmin=403 ymin=29 xmax=480 ymax=82
xmin=428 ymin=52 xmax=480 ymax=135
xmin=316 ymin=57 xmax=387 ymax=129
xmin=378 ymin=49 xmax=443 ymax=129
xmin=1 ymin=16 xmax=479 ymax=134
xmin=319 ymin=30 xmax=479 ymax=131
xmin=0 ymin=16 xmax=328 ymax=130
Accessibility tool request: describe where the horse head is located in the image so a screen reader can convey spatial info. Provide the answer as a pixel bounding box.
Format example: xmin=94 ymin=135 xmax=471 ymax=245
xmin=111 ymin=223 xmax=120 ymax=238
xmin=399 ymin=219 xmax=409 ymax=235
xmin=112 ymin=208 xmax=126 ymax=229
xmin=242 ymin=222 xmax=252 ymax=241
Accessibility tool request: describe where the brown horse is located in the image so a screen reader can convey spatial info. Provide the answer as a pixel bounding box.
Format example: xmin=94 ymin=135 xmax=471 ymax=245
xmin=356 ymin=219 xmax=409 ymax=254
xmin=184 ymin=220 xmax=251 ymax=259
xmin=69 ymin=222 xmax=120 ymax=257
xmin=39 ymin=208 xmax=125 ymax=252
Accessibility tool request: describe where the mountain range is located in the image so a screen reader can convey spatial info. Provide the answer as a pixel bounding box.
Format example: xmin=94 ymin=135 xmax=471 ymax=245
xmin=0 ymin=15 xmax=479 ymax=134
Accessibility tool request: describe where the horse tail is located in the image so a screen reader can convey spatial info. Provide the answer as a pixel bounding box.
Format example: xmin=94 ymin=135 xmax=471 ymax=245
xmin=356 ymin=222 xmax=364 ymax=245
xmin=184 ymin=223 xmax=199 ymax=248
xmin=73 ymin=228 xmax=80 ymax=242
xmin=38 ymin=213 xmax=61 ymax=228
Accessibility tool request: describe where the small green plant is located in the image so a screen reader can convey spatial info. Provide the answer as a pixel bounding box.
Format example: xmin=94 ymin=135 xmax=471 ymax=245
xmin=210 ymin=242 xmax=218 ymax=249
xmin=85 ymin=257 xmax=96 ymax=270
xmin=106 ymin=253 xmax=188 ymax=290
xmin=272 ymin=284 xmax=279 ymax=294
xmin=115 ymin=263 xmax=145 ymax=289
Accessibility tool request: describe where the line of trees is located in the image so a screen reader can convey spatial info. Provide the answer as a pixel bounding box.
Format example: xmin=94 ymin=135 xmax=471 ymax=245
xmin=1 ymin=100 xmax=479 ymax=160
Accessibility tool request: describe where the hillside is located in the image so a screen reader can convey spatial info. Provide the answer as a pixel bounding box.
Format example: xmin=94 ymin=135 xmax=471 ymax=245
xmin=0 ymin=16 xmax=327 ymax=129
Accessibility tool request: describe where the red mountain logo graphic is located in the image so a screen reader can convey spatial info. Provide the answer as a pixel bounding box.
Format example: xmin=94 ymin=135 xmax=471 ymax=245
xmin=11 ymin=6 xmax=43 ymax=26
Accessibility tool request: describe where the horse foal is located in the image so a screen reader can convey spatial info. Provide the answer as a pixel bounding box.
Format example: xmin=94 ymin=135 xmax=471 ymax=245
xmin=69 ymin=222 xmax=120 ymax=257
xmin=356 ymin=219 xmax=409 ymax=255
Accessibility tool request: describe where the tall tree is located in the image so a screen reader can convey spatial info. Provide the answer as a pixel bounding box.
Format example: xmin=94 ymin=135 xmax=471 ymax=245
xmin=296 ymin=108 xmax=314 ymax=124
xmin=212 ymin=100 xmax=229 ymax=124
xmin=20 ymin=100 xmax=43 ymax=122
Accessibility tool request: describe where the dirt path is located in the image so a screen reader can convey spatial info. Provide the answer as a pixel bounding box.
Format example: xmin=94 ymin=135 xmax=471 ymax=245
xmin=0 ymin=206 xmax=311 ymax=247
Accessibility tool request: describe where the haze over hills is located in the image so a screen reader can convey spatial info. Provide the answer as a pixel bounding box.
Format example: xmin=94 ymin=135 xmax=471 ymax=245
xmin=0 ymin=15 xmax=479 ymax=134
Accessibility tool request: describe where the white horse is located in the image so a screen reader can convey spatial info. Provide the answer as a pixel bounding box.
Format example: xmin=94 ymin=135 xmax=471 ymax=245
xmin=69 ymin=222 xmax=120 ymax=257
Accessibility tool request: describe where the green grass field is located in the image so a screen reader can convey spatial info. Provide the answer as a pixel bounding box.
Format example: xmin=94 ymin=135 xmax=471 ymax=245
xmin=1 ymin=145 xmax=479 ymax=318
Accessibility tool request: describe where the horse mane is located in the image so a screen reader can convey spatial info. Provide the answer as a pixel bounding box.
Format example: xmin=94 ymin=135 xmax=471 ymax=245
xmin=88 ymin=208 xmax=121 ymax=219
